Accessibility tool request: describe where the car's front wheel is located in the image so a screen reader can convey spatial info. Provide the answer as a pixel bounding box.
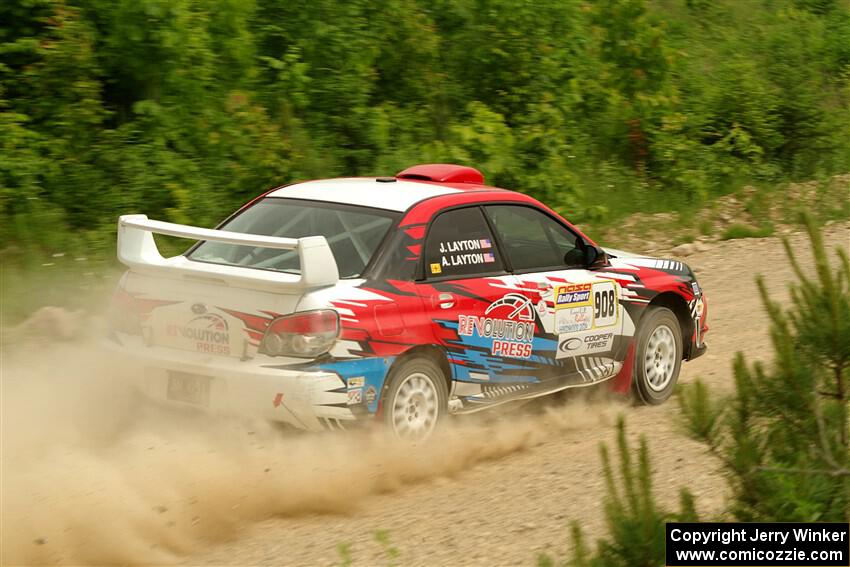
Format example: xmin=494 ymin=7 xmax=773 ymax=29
xmin=633 ymin=306 xmax=682 ymax=405
xmin=382 ymin=356 xmax=448 ymax=440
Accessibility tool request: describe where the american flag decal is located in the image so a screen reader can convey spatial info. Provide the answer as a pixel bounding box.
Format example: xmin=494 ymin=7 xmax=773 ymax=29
xmin=480 ymin=238 xmax=492 ymax=248
xmin=483 ymin=252 xmax=495 ymax=263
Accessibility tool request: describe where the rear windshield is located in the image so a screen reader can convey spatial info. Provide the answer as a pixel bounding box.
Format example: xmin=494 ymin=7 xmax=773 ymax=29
xmin=188 ymin=198 xmax=399 ymax=278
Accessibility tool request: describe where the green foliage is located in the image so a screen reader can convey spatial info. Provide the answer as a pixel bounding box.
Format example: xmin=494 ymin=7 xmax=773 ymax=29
xmin=373 ymin=529 xmax=400 ymax=566
xmin=336 ymin=542 xmax=353 ymax=567
xmin=679 ymin=379 xmax=725 ymax=443
xmin=1 ymin=0 xmax=849 ymax=321
xmin=541 ymin=417 xmax=698 ymax=567
xmin=681 ymin=214 xmax=850 ymax=522
xmin=720 ymin=223 xmax=775 ymax=241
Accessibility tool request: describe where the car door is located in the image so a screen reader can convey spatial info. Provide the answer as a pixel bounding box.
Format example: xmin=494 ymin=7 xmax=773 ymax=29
xmin=415 ymin=206 xmax=545 ymax=407
xmin=483 ymin=204 xmax=626 ymax=386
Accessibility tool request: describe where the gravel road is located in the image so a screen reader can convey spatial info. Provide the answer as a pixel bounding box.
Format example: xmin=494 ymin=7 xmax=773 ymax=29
xmin=188 ymin=222 xmax=850 ymax=567
xmin=2 ymin=222 xmax=847 ymax=567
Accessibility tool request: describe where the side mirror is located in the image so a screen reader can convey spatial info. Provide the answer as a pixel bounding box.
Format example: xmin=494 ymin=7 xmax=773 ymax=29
xmin=565 ymin=240 xmax=605 ymax=268
xmin=572 ymin=239 xmax=603 ymax=268
xmin=584 ymin=244 xmax=599 ymax=267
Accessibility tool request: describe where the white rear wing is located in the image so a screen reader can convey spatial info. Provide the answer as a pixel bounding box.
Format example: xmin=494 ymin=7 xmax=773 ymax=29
xmin=117 ymin=214 xmax=339 ymax=290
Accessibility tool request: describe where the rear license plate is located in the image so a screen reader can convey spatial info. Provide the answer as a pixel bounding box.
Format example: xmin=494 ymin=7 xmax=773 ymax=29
xmin=167 ymin=371 xmax=211 ymax=406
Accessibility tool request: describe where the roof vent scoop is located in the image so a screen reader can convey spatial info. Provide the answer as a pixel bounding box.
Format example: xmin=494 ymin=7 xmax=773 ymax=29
xmin=396 ymin=164 xmax=484 ymax=184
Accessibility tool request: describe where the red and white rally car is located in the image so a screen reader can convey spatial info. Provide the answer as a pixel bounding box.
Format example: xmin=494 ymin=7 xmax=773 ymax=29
xmin=109 ymin=164 xmax=708 ymax=439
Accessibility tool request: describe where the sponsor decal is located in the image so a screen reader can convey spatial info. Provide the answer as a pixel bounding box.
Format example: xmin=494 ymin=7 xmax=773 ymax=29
xmin=559 ymin=337 xmax=583 ymax=352
xmin=536 ymin=299 xmax=548 ymax=316
xmin=191 ymin=302 xmax=207 ymax=314
xmin=272 ymin=393 xmax=284 ymax=408
xmin=691 ymin=281 xmax=700 ymax=295
xmin=555 ymin=330 xmax=615 ymax=359
xmin=556 ymin=306 xmax=593 ymax=333
xmin=555 ymin=283 xmax=592 ymax=308
xmin=592 ymin=280 xmax=619 ymax=327
xmin=553 ymin=280 xmax=619 ymax=329
xmin=347 ymin=389 xmax=362 ymax=405
xmin=430 ymin=262 xmax=442 ymax=274
xmin=364 ymin=386 xmax=377 ymax=405
xmin=347 ymin=376 xmax=365 ymax=389
xmin=694 ymin=297 xmax=706 ymax=345
xmin=458 ymin=293 xmax=536 ymax=359
xmin=166 ymin=312 xmax=231 ymax=355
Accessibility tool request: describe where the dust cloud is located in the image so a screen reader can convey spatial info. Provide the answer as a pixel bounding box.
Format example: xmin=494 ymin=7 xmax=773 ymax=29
xmin=1 ymin=339 xmax=622 ymax=566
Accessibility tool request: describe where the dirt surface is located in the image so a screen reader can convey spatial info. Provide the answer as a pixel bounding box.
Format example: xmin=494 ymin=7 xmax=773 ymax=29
xmin=593 ymin=174 xmax=849 ymax=254
xmin=2 ymin=222 xmax=848 ymax=566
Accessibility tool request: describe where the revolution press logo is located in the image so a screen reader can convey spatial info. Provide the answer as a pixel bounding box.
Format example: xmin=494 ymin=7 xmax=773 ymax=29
xmin=457 ymin=293 xmax=536 ymax=359
xmin=166 ymin=312 xmax=231 ymax=354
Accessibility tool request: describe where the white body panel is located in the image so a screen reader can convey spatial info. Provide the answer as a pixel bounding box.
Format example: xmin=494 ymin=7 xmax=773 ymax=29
xmin=118 ymin=214 xmax=340 ymax=291
xmin=122 ymin=270 xmax=306 ymax=358
xmin=268 ymin=178 xmax=459 ymax=211
xmin=107 ymin=335 xmax=352 ymax=430
xmin=112 ymin=210 xmax=387 ymax=430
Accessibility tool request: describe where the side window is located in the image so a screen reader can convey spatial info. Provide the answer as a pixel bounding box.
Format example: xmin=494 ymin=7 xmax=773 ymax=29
xmin=424 ymin=207 xmax=504 ymax=278
xmin=484 ymin=205 xmax=581 ymax=272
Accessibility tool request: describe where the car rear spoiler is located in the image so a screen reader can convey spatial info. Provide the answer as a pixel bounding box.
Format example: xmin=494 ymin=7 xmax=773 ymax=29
xmin=117 ymin=214 xmax=339 ymax=289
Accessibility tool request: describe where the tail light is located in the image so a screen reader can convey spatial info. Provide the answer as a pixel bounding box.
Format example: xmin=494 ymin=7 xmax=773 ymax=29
xmin=108 ymin=288 xmax=142 ymax=335
xmin=259 ymin=309 xmax=339 ymax=358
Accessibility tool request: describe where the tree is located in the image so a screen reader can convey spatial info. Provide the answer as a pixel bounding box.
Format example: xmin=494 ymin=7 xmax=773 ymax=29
xmin=681 ymin=214 xmax=850 ymax=521
xmin=539 ymin=417 xmax=698 ymax=567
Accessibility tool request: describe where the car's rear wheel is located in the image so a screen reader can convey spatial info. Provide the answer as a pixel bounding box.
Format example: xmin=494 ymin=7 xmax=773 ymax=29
xmin=382 ymin=357 xmax=448 ymax=440
xmin=633 ymin=306 xmax=682 ymax=405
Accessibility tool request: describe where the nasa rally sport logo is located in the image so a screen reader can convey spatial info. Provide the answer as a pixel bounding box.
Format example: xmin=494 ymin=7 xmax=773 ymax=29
xmin=555 ymin=283 xmax=592 ymax=307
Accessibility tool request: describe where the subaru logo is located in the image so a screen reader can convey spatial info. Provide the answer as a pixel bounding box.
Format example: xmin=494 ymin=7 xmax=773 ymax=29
xmin=191 ymin=303 xmax=207 ymax=314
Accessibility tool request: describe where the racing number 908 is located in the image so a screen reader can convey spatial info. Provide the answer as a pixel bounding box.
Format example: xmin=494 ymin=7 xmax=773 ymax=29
xmin=594 ymin=289 xmax=616 ymax=320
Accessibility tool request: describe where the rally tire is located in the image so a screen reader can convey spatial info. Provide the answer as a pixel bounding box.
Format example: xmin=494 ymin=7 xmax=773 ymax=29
xmin=633 ymin=306 xmax=682 ymax=405
xmin=382 ymin=356 xmax=448 ymax=441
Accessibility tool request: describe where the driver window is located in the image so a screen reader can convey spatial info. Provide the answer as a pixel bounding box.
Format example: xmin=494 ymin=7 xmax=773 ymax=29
xmin=424 ymin=207 xmax=504 ymax=278
xmin=484 ymin=205 xmax=581 ymax=272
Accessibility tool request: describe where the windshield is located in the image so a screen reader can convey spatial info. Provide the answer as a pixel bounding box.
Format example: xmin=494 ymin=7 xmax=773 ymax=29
xmin=189 ymin=198 xmax=399 ymax=278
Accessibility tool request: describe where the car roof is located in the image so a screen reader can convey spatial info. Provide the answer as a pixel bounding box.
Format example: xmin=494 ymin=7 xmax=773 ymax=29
xmin=267 ymin=177 xmax=506 ymax=212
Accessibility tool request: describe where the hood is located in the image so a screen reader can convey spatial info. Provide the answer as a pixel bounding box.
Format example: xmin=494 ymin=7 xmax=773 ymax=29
xmin=602 ymin=247 xmax=649 ymax=259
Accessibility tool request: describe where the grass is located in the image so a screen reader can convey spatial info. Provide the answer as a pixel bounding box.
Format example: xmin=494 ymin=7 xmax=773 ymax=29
xmin=336 ymin=542 xmax=353 ymax=567
xmin=720 ymin=223 xmax=775 ymax=241
xmin=672 ymin=233 xmax=696 ymax=246
xmin=333 ymin=531 xmax=400 ymax=567
xmin=1 ymin=256 xmax=119 ymax=327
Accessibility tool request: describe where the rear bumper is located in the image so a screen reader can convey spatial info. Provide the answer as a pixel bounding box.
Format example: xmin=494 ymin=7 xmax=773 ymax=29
xmin=104 ymin=334 xmax=356 ymax=431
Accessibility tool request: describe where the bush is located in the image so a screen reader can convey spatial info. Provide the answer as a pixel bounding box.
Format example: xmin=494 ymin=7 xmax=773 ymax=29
xmin=2 ymin=0 xmax=849 ymax=320
xmin=539 ymin=417 xmax=698 ymax=567
xmin=554 ymin=215 xmax=848 ymax=565
xmin=720 ymin=223 xmax=774 ymax=241
xmin=681 ymin=213 xmax=849 ymax=521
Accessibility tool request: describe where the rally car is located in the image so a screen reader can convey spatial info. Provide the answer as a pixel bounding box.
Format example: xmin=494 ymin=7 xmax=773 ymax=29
xmin=109 ymin=164 xmax=708 ymax=439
